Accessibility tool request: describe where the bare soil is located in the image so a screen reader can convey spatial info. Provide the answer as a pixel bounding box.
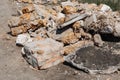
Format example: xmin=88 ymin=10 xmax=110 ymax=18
xmin=0 ymin=0 xmax=120 ymax=80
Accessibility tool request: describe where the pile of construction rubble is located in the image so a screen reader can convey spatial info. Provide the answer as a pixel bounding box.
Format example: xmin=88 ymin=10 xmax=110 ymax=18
xmin=8 ymin=0 xmax=120 ymax=70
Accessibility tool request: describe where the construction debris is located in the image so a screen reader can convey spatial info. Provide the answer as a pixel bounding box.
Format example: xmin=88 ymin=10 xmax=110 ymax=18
xmin=93 ymin=34 xmax=104 ymax=47
xmin=8 ymin=0 xmax=120 ymax=71
xmin=22 ymin=38 xmax=64 ymax=69
xmin=16 ymin=33 xmax=30 ymax=46
xmin=63 ymin=40 xmax=94 ymax=55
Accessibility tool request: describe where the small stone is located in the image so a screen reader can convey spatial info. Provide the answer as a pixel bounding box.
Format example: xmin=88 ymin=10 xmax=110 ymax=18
xmin=93 ymin=34 xmax=104 ymax=47
xmin=16 ymin=33 xmax=32 ymax=46
xmin=73 ymin=21 xmax=81 ymax=30
xmin=57 ymin=13 xmax=65 ymax=20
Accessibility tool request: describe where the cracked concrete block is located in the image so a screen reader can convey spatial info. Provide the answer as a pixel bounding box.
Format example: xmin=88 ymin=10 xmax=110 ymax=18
xmin=22 ymin=38 xmax=64 ymax=69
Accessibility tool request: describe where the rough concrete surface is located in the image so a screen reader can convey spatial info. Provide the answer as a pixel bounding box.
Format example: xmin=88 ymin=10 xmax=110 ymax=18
xmin=0 ymin=0 xmax=120 ymax=80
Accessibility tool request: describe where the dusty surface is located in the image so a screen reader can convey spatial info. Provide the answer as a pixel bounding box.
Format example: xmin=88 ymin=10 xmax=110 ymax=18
xmin=0 ymin=0 xmax=120 ymax=80
xmin=73 ymin=46 xmax=120 ymax=70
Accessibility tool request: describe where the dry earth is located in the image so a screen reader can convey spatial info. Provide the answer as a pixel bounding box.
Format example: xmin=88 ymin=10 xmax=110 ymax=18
xmin=0 ymin=0 xmax=120 ymax=80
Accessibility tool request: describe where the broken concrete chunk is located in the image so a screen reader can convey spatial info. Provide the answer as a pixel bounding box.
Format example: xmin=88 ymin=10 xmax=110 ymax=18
xmin=84 ymin=14 xmax=97 ymax=28
xmin=93 ymin=34 xmax=104 ymax=47
xmin=22 ymin=38 xmax=64 ymax=69
xmin=63 ymin=40 xmax=94 ymax=55
xmin=16 ymin=33 xmax=32 ymax=46
xmin=63 ymin=5 xmax=77 ymax=14
xmin=8 ymin=13 xmax=39 ymax=28
xmin=100 ymin=25 xmax=114 ymax=34
xmin=38 ymin=19 xmax=47 ymax=27
xmin=100 ymin=4 xmax=112 ymax=12
xmin=33 ymin=4 xmax=52 ymax=19
xmin=60 ymin=14 xmax=88 ymax=28
xmin=74 ymin=28 xmax=92 ymax=40
xmin=20 ymin=13 xmax=31 ymax=20
xmin=72 ymin=21 xmax=81 ymax=30
xmin=57 ymin=13 xmax=65 ymax=20
xmin=20 ymin=12 xmax=39 ymax=21
xmin=79 ymin=20 xmax=84 ymax=27
xmin=61 ymin=0 xmax=78 ymax=7
xmin=56 ymin=28 xmax=78 ymax=44
xmin=87 ymin=3 xmax=98 ymax=10
xmin=57 ymin=17 xmax=65 ymax=25
xmin=11 ymin=25 xmax=27 ymax=36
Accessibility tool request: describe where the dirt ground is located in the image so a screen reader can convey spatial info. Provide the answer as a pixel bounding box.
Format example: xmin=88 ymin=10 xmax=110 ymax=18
xmin=0 ymin=0 xmax=120 ymax=80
